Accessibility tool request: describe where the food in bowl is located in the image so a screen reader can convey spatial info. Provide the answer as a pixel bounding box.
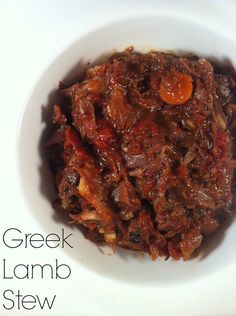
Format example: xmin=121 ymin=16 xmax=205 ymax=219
xmin=46 ymin=48 xmax=236 ymax=260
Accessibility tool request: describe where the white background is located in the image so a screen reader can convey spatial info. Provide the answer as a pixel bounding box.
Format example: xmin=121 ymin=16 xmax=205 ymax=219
xmin=0 ymin=1 xmax=236 ymax=315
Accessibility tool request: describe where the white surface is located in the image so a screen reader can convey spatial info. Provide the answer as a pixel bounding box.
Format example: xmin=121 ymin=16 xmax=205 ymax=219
xmin=1 ymin=1 xmax=236 ymax=316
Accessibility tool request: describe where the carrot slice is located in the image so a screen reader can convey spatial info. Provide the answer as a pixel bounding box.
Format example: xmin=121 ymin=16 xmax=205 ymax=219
xmin=159 ymin=71 xmax=193 ymax=105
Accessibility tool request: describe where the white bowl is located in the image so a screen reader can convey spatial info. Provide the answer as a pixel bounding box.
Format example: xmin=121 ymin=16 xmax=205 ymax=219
xmin=18 ymin=15 xmax=236 ymax=287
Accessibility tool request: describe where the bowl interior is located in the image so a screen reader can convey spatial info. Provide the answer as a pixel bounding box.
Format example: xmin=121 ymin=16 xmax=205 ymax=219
xmin=18 ymin=14 xmax=236 ymax=285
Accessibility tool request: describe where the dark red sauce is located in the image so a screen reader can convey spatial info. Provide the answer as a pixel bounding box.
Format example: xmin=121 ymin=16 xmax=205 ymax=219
xmin=47 ymin=48 xmax=236 ymax=260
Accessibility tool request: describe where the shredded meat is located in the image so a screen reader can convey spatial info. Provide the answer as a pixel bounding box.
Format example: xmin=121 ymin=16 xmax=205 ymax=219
xmin=46 ymin=48 xmax=236 ymax=260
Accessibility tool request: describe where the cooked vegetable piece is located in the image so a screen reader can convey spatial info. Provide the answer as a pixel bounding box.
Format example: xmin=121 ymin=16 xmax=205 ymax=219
xmin=159 ymin=71 xmax=193 ymax=105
